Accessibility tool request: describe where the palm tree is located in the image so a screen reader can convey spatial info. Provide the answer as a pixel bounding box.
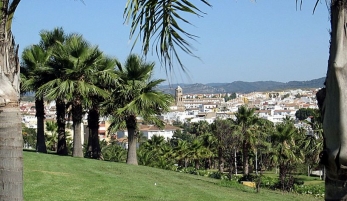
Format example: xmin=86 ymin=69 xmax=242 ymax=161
xmin=233 ymin=105 xmax=259 ymax=175
xmin=200 ymin=132 xmax=217 ymax=169
xmin=302 ymin=112 xmax=324 ymax=177
xmin=188 ymin=137 xmax=211 ymax=170
xmin=39 ymin=27 xmax=68 ymax=155
xmin=142 ymin=135 xmax=174 ymax=169
xmin=45 ymin=121 xmax=58 ymax=151
xmin=211 ymin=118 xmax=240 ymax=174
xmin=102 ymin=54 xmax=173 ymax=165
xmin=272 ymin=121 xmax=303 ymax=191
xmin=86 ymin=57 xmax=119 ymax=159
xmin=22 ymin=27 xmax=72 ymax=155
xmin=190 ymin=121 xmax=210 ymax=137
xmin=21 ymin=44 xmax=53 ymax=153
xmin=173 ymin=139 xmax=190 ymax=168
xmin=255 ymin=118 xmax=274 ymax=173
xmin=39 ymin=34 xmax=107 ymax=157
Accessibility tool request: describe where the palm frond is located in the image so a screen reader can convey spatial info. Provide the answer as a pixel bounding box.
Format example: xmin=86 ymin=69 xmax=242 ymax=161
xmin=124 ymin=0 xmax=211 ymax=72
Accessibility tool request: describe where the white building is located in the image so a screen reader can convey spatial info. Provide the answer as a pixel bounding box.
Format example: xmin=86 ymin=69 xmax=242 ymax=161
xmin=117 ymin=124 xmax=181 ymax=140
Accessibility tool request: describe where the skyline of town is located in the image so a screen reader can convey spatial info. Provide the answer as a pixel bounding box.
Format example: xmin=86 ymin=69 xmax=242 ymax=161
xmin=21 ymin=85 xmax=319 ymax=145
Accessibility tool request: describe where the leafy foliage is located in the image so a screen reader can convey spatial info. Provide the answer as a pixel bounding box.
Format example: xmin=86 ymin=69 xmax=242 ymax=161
xmin=22 ymin=124 xmax=37 ymax=149
xmin=295 ymin=108 xmax=317 ymax=121
xmin=101 ymin=143 xmax=127 ymax=162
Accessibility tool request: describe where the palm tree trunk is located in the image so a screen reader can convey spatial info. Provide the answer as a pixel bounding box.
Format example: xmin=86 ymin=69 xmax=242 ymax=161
xmin=0 ymin=2 xmax=23 ymax=197
xmin=35 ymin=97 xmax=47 ymax=153
xmin=279 ymin=162 xmax=288 ymax=192
xmin=0 ymin=107 xmax=23 ymax=200
xmin=56 ymin=98 xmax=67 ymax=155
xmin=242 ymin=140 xmax=249 ymax=175
xmin=126 ymin=116 xmax=138 ymax=165
xmin=234 ymin=149 xmax=238 ymax=175
xmin=87 ymin=106 xmax=101 ymax=159
xmin=195 ymin=159 xmax=200 ymax=170
xmin=228 ymin=159 xmax=234 ymax=179
xmin=320 ymin=1 xmax=347 ymax=200
xmin=218 ymin=147 xmax=224 ymax=172
xmin=72 ymin=100 xmax=83 ymax=157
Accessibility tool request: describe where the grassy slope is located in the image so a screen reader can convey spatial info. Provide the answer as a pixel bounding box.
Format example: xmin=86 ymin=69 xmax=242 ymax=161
xmin=24 ymin=151 xmax=320 ymax=201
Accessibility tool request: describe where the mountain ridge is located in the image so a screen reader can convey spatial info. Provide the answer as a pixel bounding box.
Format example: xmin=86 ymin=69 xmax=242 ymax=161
xmin=158 ymin=77 xmax=325 ymax=94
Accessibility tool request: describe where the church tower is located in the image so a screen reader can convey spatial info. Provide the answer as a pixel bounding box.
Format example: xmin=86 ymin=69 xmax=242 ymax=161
xmin=175 ymin=86 xmax=183 ymax=106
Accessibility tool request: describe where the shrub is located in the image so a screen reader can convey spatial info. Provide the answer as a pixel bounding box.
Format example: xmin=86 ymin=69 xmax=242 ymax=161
xmin=294 ymin=184 xmax=324 ymax=198
xmin=260 ymin=176 xmax=278 ymax=188
xmin=209 ymin=171 xmax=223 ymax=179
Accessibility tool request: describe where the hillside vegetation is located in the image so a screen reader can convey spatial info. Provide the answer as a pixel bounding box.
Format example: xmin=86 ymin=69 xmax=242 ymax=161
xmin=158 ymin=77 xmax=325 ymax=94
xmin=24 ymin=151 xmax=320 ymax=201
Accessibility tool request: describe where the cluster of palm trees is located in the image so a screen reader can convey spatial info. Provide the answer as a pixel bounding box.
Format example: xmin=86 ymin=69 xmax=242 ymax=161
xmin=21 ymin=27 xmax=173 ymax=162
xmin=102 ymin=105 xmax=323 ymax=190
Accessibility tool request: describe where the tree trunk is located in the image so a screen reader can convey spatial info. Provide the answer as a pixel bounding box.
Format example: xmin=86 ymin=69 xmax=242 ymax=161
xmin=126 ymin=116 xmax=138 ymax=165
xmin=218 ymin=147 xmax=224 ymax=172
xmin=235 ymin=149 xmax=238 ymax=175
xmin=0 ymin=107 xmax=23 ymax=200
xmin=194 ymin=159 xmax=200 ymax=170
xmin=87 ymin=106 xmax=101 ymax=159
xmin=72 ymin=100 xmax=83 ymax=157
xmin=56 ymin=98 xmax=67 ymax=155
xmin=320 ymin=1 xmax=347 ymax=200
xmin=242 ymin=140 xmax=249 ymax=175
xmin=279 ymin=163 xmax=286 ymax=192
xmin=35 ymin=97 xmax=47 ymax=153
xmin=0 ymin=0 xmax=23 ymax=197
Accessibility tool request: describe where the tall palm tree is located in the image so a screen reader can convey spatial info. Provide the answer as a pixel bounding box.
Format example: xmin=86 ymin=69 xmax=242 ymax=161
xmin=21 ymin=45 xmax=53 ymax=153
xmin=211 ymin=118 xmax=239 ymax=173
xmin=255 ymin=118 xmax=274 ymax=173
xmin=39 ymin=34 xmax=107 ymax=157
xmin=200 ymin=132 xmax=217 ymax=169
xmin=39 ymin=27 xmax=68 ymax=155
xmin=272 ymin=121 xmax=303 ymax=191
xmin=86 ymin=56 xmax=119 ymax=159
xmin=102 ymin=54 xmax=173 ymax=165
xmin=233 ymin=105 xmax=259 ymax=175
xmin=22 ymin=27 xmax=70 ymax=155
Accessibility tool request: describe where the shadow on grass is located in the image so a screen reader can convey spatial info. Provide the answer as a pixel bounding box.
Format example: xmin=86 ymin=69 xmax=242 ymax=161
xmin=23 ymin=149 xmax=71 ymax=157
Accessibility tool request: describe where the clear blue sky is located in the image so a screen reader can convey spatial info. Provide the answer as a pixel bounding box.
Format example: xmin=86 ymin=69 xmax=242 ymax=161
xmin=12 ymin=0 xmax=330 ymax=84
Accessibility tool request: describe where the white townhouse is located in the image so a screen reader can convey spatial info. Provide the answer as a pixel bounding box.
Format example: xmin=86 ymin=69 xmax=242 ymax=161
xmin=199 ymin=102 xmax=217 ymax=113
xmin=117 ymin=124 xmax=181 ymax=140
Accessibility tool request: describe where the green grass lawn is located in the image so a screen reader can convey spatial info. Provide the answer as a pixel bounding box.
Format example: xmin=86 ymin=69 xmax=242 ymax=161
xmin=261 ymin=170 xmax=325 ymax=185
xmin=24 ymin=151 xmax=322 ymax=201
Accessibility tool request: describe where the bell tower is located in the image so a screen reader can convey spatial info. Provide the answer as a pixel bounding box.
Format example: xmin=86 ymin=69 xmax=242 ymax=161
xmin=175 ymin=86 xmax=183 ymax=106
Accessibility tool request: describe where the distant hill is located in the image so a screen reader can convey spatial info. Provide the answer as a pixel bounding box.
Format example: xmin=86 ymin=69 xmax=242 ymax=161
xmin=158 ymin=77 xmax=325 ymax=94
